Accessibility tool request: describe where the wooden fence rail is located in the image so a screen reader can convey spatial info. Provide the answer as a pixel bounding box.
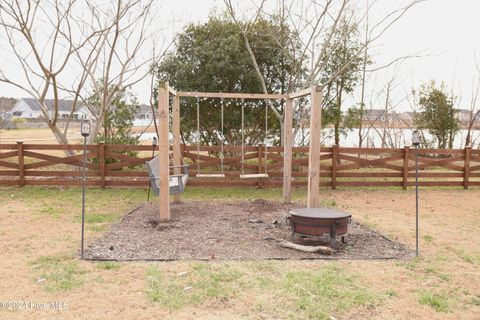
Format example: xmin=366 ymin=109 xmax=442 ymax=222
xmin=0 ymin=143 xmax=479 ymax=189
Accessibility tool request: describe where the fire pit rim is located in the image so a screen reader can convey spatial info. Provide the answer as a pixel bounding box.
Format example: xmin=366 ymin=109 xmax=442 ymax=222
xmin=287 ymin=207 xmax=352 ymax=249
xmin=289 ymin=207 xmax=352 ymax=219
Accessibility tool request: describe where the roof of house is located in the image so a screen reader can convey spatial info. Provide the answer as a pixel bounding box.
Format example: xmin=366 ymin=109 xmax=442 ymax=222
xmin=18 ymin=98 xmax=81 ymax=112
xmin=363 ymin=109 xmax=388 ymax=120
xmin=398 ymin=112 xmax=414 ymax=119
xmin=364 ymin=109 xmax=386 ymax=115
xmin=19 ymin=98 xmax=153 ymax=114
xmin=136 ymin=104 xmax=153 ymax=115
xmin=457 ymin=109 xmax=476 ymax=115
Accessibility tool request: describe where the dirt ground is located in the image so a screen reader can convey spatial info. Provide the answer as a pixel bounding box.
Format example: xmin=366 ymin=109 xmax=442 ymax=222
xmin=0 ymin=187 xmax=479 ymax=319
xmin=85 ymin=200 xmax=411 ymax=261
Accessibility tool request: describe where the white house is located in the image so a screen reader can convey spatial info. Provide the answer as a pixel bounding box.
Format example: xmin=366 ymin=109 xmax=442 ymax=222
xmin=133 ymin=104 xmax=154 ymax=126
xmin=11 ymin=98 xmax=90 ymax=120
xmin=456 ymin=109 xmax=480 ymax=125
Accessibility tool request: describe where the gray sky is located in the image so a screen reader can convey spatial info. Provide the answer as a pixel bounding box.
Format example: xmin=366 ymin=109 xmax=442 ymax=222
xmin=1 ymin=0 xmax=479 ymax=112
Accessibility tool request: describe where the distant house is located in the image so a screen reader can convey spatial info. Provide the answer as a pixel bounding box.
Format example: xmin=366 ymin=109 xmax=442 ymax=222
xmin=132 ymin=104 xmax=154 ymax=126
xmin=363 ymin=109 xmax=400 ymax=122
xmin=10 ymin=98 xmax=90 ymax=120
xmin=363 ymin=109 xmax=388 ymax=122
xmin=398 ymin=112 xmax=415 ymax=126
xmin=456 ymin=109 xmax=480 ymax=125
xmin=135 ymin=104 xmax=153 ymax=120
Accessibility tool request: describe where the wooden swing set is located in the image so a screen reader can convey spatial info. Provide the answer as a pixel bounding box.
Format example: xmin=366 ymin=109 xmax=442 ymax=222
xmin=156 ymin=83 xmax=323 ymax=222
xmin=193 ymin=97 xmax=270 ymax=179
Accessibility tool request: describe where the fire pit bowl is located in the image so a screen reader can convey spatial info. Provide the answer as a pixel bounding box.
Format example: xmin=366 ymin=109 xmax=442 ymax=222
xmin=288 ymin=208 xmax=352 ymax=248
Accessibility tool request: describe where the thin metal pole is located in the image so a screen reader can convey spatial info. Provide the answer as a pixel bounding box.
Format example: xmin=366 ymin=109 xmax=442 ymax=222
xmin=196 ymin=97 xmax=201 ymax=175
xmin=220 ymin=98 xmax=224 ymax=175
xmin=81 ymin=136 xmax=87 ymax=259
xmin=415 ymin=145 xmax=419 ymax=257
xmin=241 ymin=99 xmax=245 ymax=175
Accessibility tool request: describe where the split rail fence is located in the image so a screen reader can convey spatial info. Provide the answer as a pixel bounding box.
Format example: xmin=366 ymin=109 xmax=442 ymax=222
xmin=1 ymin=142 xmax=480 ymax=189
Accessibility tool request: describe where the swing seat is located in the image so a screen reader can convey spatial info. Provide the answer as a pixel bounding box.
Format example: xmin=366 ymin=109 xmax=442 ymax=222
xmin=145 ymin=156 xmax=189 ymax=195
xmin=195 ymin=173 xmax=226 ymax=178
xmin=239 ymin=173 xmax=269 ymax=179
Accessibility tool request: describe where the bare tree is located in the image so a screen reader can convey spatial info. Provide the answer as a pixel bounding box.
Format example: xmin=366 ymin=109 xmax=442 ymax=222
xmin=357 ymin=0 xmax=370 ymax=148
xmin=223 ymin=0 xmax=425 ymax=146
xmin=224 ymin=0 xmax=287 ymax=144
xmin=0 ymin=0 xmax=167 ymax=148
xmin=464 ymin=53 xmax=480 ymax=148
xmin=0 ymin=0 xmax=111 ymax=151
xmin=77 ymin=0 xmax=169 ymax=143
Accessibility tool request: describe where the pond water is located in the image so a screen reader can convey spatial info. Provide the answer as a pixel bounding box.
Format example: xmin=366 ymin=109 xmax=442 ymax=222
xmin=137 ymin=128 xmax=480 ymax=149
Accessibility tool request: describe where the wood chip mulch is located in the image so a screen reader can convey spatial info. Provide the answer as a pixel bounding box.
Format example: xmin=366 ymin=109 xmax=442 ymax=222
xmin=84 ymin=200 xmax=413 ymax=261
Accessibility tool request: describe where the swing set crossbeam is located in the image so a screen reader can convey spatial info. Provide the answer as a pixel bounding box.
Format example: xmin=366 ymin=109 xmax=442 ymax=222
xmin=178 ymin=91 xmax=287 ymax=100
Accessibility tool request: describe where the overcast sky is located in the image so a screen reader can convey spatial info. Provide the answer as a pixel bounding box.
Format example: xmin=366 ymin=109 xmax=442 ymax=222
xmin=1 ymin=0 xmax=479 ymax=112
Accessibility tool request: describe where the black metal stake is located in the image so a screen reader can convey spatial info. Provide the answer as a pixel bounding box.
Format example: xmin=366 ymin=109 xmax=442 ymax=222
xmin=415 ymin=144 xmax=419 ymax=257
xmin=81 ymin=135 xmax=87 ymax=259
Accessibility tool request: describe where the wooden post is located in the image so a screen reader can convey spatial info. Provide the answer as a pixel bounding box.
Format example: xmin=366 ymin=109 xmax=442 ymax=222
xmin=172 ymin=95 xmax=182 ymax=202
xmin=402 ymin=146 xmax=410 ymax=190
xmin=158 ymin=83 xmax=170 ymax=221
xmin=17 ymin=142 xmax=25 ymax=187
xmin=99 ymin=143 xmax=106 ymax=188
xmin=307 ymin=86 xmax=322 ymax=208
xmin=283 ymin=98 xmax=293 ymax=203
xmin=257 ymin=144 xmax=263 ymax=188
xmin=464 ymin=146 xmax=471 ymax=189
xmin=331 ymin=145 xmax=338 ymax=190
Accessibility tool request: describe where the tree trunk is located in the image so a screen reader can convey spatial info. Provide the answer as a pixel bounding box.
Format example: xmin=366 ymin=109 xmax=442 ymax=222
xmin=381 ymin=83 xmax=391 ymax=148
xmin=49 ymin=123 xmax=75 ymax=156
xmin=335 ymin=81 xmax=344 ymax=147
xmin=334 ymin=123 xmax=340 ymax=146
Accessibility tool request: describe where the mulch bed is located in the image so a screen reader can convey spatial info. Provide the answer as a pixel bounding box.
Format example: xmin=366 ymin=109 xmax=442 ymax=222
xmin=84 ymin=200 xmax=413 ymax=261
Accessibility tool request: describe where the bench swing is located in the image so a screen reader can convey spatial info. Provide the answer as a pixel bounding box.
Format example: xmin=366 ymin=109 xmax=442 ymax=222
xmin=239 ymin=99 xmax=269 ymax=179
xmin=195 ymin=97 xmax=227 ymax=178
xmin=145 ymin=146 xmax=190 ymax=195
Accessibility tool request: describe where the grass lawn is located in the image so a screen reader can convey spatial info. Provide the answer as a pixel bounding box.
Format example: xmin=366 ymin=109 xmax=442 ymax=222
xmin=0 ymin=186 xmax=479 ymax=319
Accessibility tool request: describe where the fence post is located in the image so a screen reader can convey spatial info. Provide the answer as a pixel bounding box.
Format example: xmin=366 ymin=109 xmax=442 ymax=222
xmin=17 ymin=142 xmax=25 ymax=187
xmin=331 ymin=145 xmax=338 ymax=190
xmin=257 ymin=144 xmax=263 ymax=188
xmin=464 ymin=146 xmax=471 ymax=189
xmin=99 ymin=143 xmax=106 ymax=188
xmin=402 ymin=146 xmax=410 ymax=190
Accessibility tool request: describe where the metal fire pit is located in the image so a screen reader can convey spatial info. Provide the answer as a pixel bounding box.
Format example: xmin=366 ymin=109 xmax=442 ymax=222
xmin=288 ymin=208 xmax=352 ymax=248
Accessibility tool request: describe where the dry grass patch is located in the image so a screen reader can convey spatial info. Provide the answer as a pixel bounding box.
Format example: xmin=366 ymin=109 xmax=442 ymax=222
xmin=30 ymin=255 xmax=86 ymax=292
xmin=1 ymin=186 xmax=480 ymax=319
xmin=147 ymin=263 xmax=245 ymax=310
xmin=281 ymin=265 xmax=377 ymax=319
